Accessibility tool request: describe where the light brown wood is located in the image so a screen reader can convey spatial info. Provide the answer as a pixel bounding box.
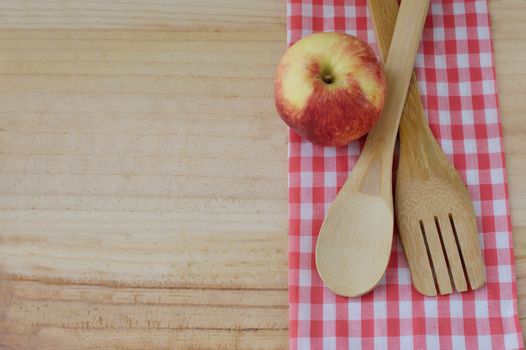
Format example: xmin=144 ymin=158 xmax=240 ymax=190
xmin=0 ymin=0 xmax=525 ymax=347
xmin=0 ymin=1 xmax=289 ymax=349
xmin=368 ymin=0 xmax=485 ymax=297
xmin=315 ymin=0 xmax=430 ymax=298
xmin=490 ymin=0 xmax=526 ymax=339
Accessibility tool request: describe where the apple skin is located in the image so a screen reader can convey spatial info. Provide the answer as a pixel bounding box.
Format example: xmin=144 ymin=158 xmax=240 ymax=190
xmin=274 ymin=32 xmax=386 ymax=147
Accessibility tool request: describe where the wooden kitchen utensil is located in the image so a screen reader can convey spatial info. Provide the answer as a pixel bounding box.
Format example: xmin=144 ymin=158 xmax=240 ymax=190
xmin=315 ymin=0 xmax=430 ymax=297
xmin=368 ymin=0 xmax=486 ymax=296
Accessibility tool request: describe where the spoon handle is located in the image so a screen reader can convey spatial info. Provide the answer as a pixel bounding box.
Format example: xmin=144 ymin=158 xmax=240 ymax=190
xmin=368 ymin=0 xmax=439 ymax=176
xmin=355 ymin=0 xmax=430 ymax=194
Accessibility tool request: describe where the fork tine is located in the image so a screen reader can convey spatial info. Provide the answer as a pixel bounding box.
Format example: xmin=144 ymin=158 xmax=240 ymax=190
xmin=448 ymin=213 xmax=486 ymax=290
xmin=436 ymin=214 xmax=468 ymax=292
xmin=398 ymin=219 xmax=436 ymax=296
xmin=421 ymin=218 xmax=452 ymax=294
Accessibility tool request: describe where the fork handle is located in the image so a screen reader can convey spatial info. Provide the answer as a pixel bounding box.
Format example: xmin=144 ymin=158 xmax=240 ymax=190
xmin=361 ymin=0 xmax=429 ymax=154
xmin=368 ymin=0 xmax=446 ymax=178
xmin=354 ymin=0 xmax=429 ymax=197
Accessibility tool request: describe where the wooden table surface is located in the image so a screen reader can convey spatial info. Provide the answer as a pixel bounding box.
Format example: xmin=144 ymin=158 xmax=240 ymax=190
xmin=0 ymin=0 xmax=524 ymax=349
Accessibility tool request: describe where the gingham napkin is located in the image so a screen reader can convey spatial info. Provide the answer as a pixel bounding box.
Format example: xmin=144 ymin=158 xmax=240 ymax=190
xmin=287 ymin=0 xmax=524 ymax=349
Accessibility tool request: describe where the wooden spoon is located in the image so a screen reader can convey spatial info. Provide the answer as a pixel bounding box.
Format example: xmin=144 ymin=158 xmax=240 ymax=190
xmin=368 ymin=0 xmax=486 ymax=296
xmin=315 ymin=0 xmax=430 ymax=297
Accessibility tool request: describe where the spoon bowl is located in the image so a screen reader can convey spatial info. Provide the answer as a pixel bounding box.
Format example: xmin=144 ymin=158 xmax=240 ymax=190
xmin=316 ymin=192 xmax=392 ymax=296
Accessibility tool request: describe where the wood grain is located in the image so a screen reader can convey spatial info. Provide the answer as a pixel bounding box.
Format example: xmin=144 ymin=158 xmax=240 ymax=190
xmin=0 ymin=1 xmax=288 ymax=349
xmin=490 ymin=0 xmax=526 ymax=340
xmin=0 ymin=0 xmax=524 ymax=348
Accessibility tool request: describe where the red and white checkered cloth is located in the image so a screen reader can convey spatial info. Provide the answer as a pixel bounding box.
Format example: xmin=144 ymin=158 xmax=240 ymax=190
xmin=287 ymin=0 xmax=524 ymax=349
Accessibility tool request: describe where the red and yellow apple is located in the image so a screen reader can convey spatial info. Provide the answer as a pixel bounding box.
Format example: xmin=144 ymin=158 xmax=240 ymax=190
xmin=274 ymin=32 xmax=386 ymax=147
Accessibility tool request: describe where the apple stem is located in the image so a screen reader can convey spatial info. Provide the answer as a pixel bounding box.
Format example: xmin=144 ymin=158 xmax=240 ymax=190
xmin=322 ymin=74 xmax=333 ymax=84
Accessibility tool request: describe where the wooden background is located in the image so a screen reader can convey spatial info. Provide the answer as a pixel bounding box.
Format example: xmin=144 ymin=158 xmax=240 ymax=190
xmin=0 ymin=0 xmax=524 ymax=348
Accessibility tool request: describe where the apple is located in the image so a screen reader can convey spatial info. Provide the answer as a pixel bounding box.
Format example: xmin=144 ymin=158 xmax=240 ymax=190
xmin=274 ymin=32 xmax=386 ymax=147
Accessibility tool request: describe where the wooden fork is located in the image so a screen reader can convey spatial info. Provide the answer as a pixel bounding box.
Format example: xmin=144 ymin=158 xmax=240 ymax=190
xmin=368 ymin=0 xmax=486 ymax=296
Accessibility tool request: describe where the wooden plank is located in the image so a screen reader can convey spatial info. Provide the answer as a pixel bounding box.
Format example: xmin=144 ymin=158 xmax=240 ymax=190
xmin=0 ymin=0 xmax=289 ymax=348
xmin=490 ymin=0 xmax=526 ymax=343
xmin=0 ymin=0 xmax=285 ymax=29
